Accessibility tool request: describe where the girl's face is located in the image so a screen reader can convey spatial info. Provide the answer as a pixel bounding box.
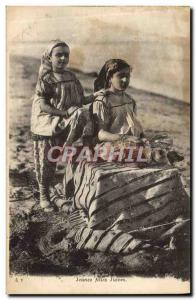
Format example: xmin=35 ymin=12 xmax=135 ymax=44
xmin=50 ymin=45 xmax=70 ymax=72
xmin=109 ymin=67 xmax=130 ymax=91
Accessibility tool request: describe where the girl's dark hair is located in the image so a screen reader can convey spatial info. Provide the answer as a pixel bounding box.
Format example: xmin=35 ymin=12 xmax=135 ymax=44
xmin=94 ymin=59 xmax=132 ymax=92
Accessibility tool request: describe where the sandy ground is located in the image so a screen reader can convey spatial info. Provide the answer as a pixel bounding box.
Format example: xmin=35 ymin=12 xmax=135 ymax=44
xmin=8 ymin=55 xmax=190 ymax=278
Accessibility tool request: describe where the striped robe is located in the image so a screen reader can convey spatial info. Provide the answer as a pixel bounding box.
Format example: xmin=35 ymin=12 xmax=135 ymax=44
xmin=69 ymin=161 xmax=188 ymax=254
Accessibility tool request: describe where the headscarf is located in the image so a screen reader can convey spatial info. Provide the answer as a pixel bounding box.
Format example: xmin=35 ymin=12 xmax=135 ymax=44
xmin=38 ymin=39 xmax=70 ymax=78
xmin=94 ymin=59 xmax=132 ymax=92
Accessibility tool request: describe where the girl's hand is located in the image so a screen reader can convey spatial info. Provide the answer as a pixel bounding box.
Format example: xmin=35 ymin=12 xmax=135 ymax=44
xmin=141 ymin=138 xmax=150 ymax=146
xmin=66 ymin=106 xmax=79 ymax=116
xmin=98 ymin=130 xmax=121 ymax=142
xmin=61 ymin=107 xmax=79 ymax=118
xmin=93 ymin=89 xmax=105 ymax=98
xmin=120 ymin=135 xmax=141 ymax=144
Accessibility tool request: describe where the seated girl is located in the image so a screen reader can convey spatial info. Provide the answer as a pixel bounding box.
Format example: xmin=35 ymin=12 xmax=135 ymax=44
xmin=93 ymin=59 xmax=143 ymax=144
xmin=93 ymin=59 xmax=183 ymax=165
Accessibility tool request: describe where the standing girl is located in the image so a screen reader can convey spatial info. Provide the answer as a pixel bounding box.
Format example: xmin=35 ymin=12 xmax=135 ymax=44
xmin=31 ymin=39 xmax=98 ymax=212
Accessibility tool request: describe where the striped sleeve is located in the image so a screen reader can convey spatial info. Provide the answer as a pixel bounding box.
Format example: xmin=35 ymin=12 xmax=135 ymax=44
xmin=75 ymin=78 xmax=85 ymax=100
xmin=35 ymin=76 xmax=53 ymax=101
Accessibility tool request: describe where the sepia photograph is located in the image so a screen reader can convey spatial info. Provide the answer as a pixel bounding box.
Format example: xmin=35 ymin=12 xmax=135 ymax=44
xmin=6 ymin=6 xmax=191 ymax=294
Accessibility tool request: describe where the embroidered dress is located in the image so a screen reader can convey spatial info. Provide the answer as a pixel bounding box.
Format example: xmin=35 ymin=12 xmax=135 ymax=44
xmin=93 ymin=90 xmax=143 ymax=137
xmin=31 ymin=70 xmax=87 ymax=137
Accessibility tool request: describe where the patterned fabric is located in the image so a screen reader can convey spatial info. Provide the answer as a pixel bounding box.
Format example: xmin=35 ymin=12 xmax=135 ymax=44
xmin=68 ymin=161 xmax=188 ymax=254
xmin=33 ymin=107 xmax=93 ymax=203
xmin=34 ymin=139 xmax=57 ymax=202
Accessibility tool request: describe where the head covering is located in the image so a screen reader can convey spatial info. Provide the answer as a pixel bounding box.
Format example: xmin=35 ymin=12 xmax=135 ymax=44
xmin=94 ymin=59 xmax=132 ymax=92
xmin=38 ymin=39 xmax=70 ymax=77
